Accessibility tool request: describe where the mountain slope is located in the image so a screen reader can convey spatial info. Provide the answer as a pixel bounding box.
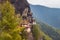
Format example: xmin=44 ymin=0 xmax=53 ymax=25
xmin=37 ymin=21 xmax=60 ymax=40
xmin=30 ymin=5 xmax=60 ymax=40
xmin=32 ymin=24 xmax=52 ymax=40
xmin=56 ymin=29 xmax=60 ymax=34
xmin=30 ymin=5 xmax=60 ymax=28
xmin=1 ymin=0 xmax=59 ymax=40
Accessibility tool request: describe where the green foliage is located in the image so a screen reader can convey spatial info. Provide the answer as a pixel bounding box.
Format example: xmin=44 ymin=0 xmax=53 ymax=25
xmin=0 ymin=27 xmax=25 ymax=40
xmin=56 ymin=29 xmax=60 ymax=34
xmin=32 ymin=24 xmax=52 ymax=40
xmin=0 ymin=1 xmax=18 ymax=30
xmin=32 ymin=24 xmax=41 ymax=40
xmin=39 ymin=30 xmax=52 ymax=40
xmin=0 ymin=1 xmax=25 ymax=40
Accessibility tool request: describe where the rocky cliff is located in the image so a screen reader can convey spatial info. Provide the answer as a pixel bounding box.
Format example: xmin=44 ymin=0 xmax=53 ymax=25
xmin=0 ymin=0 xmax=31 ymax=15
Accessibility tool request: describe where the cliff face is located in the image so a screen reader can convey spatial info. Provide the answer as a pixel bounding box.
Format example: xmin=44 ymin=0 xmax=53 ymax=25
xmin=10 ymin=0 xmax=30 ymax=15
xmin=0 ymin=0 xmax=31 ymax=15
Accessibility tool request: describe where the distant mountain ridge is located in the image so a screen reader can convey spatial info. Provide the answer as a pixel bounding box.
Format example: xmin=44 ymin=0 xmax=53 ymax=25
xmin=30 ymin=5 xmax=60 ymax=28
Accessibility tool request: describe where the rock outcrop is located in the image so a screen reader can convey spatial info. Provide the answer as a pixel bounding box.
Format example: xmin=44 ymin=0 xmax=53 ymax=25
xmin=0 ymin=0 xmax=31 ymax=15
xmin=10 ymin=0 xmax=31 ymax=15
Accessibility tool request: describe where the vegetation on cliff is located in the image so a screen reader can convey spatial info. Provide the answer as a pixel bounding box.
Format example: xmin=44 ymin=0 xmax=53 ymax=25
xmin=32 ymin=24 xmax=52 ymax=40
xmin=0 ymin=1 xmax=25 ymax=40
xmin=0 ymin=0 xmax=55 ymax=40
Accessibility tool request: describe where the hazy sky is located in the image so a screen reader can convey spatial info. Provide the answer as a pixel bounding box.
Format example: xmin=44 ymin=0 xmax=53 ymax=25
xmin=27 ymin=0 xmax=60 ymax=8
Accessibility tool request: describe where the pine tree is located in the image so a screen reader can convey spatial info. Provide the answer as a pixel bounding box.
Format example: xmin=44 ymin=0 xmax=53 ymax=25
xmin=0 ymin=1 xmax=25 ymax=40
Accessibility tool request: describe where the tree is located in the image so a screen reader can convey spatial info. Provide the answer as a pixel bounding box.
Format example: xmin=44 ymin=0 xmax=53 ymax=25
xmin=0 ymin=1 xmax=25 ymax=40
